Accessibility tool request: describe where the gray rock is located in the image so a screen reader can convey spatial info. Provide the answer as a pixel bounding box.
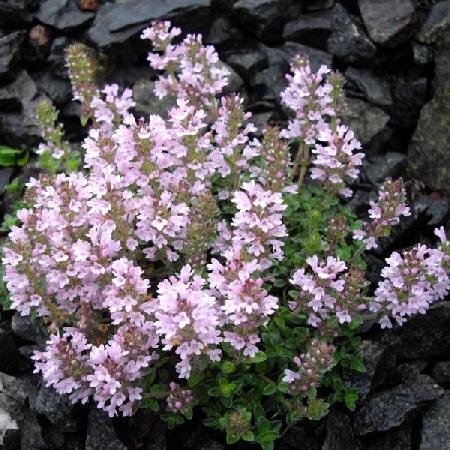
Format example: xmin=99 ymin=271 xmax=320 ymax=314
xmin=198 ymin=441 xmax=225 ymax=450
xmin=226 ymin=48 xmax=268 ymax=78
xmin=20 ymin=411 xmax=49 ymax=450
xmin=233 ymin=0 xmax=302 ymax=43
xmin=47 ymin=37 xmax=72 ymax=79
xmin=11 ymin=312 xmax=47 ymax=346
xmin=0 ymin=32 xmax=24 ymax=83
xmin=85 ymin=407 xmax=127 ymax=450
xmin=3 ymin=428 xmax=20 ymax=450
xmin=345 ymin=67 xmax=392 ymax=107
xmin=0 ymin=0 xmax=37 ymax=27
xmin=354 ymin=375 xmax=443 ymax=435
xmin=132 ymin=80 xmax=176 ymax=119
xmin=33 ymin=72 xmax=72 ymax=106
xmin=420 ymin=392 xmax=450 ymax=450
xmin=343 ymin=340 xmax=396 ymax=401
xmin=34 ymin=386 xmax=75 ymax=429
xmin=283 ymin=10 xmax=333 ymax=49
xmin=37 ymin=0 xmax=95 ymax=31
xmin=379 ymin=302 xmax=450 ymax=360
xmin=417 ymin=0 xmax=450 ymax=44
xmin=0 ymin=328 xmax=21 ymax=373
xmin=414 ymin=194 xmax=449 ymax=226
xmin=344 ymin=97 xmax=390 ymax=151
xmin=408 ymin=27 xmax=450 ymax=192
xmin=0 ymin=71 xmax=49 ymax=147
xmin=365 ymin=152 xmax=407 ymax=185
xmin=221 ymin=63 xmax=244 ymax=95
xmin=327 ymin=4 xmax=377 ymax=65
xmin=206 ymin=16 xmax=243 ymax=48
xmin=0 ymin=168 xmax=13 ymax=196
xmin=89 ymin=0 xmax=211 ymax=48
xmin=364 ymin=425 xmax=412 ymax=450
xmin=413 ymin=42 xmax=434 ymax=65
xmin=322 ymin=409 xmax=357 ymax=450
xmin=432 ymin=361 xmax=450 ymax=386
xmin=304 ymin=0 xmax=334 ymax=11
xmin=358 ymin=0 xmax=417 ymax=47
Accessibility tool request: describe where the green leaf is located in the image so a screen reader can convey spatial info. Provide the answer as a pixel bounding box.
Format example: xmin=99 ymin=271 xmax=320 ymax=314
xmin=262 ymin=384 xmax=277 ymax=396
xmin=143 ymin=397 xmax=159 ymax=412
xmin=350 ymin=354 xmax=365 ymax=373
xmin=344 ymin=388 xmax=358 ymax=411
xmin=221 ymin=361 xmax=236 ymax=375
xmin=0 ymin=145 xmax=23 ymax=167
xmin=149 ymin=384 xmax=167 ymax=399
xmin=248 ymin=352 xmax=267 ymax=364
xmin=226 ymin=433 xmax=240 ymax=445
xmin=242 ymin=431 xmax=255 ymax=442
xmin=187 ymin=372 xmax=204 ymax=387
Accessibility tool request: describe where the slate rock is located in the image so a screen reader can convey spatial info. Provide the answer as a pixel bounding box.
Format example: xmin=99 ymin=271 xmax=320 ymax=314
xmin=206 ymin=16 xmax=244 ymax=49
xmin=0 ymin=329 xmax=21 ymax=374
xmin=327 ymin=4 xmax=377 ymax=65
xmin=378 ymin=302 xmax=450 ymax=360
xmin=420 ymin=392 xmax=450 ymax=450
xmin=20 ymin=411 xmax=49 ymax=450
xmin=37 ymin=0 xmax=95 ymax=31
xmin=0 ymin=71 xmax=48 ymax=146
xmin=417 ymin=0 xmax=450 ymax=44
xmin=0 ymin=0 xmax=38 ymax=27
xmin=363 ymin=424 xmax=412 ymax=450
xmin=0 ymin=32 xmax=24 ymax=83
xmin=354 ymin=375 xmax=443 ymax=435
xmin=343 ymin=340 xmax=396 ymax=401
xmin=413 ymin=42 xmax=434 ymax=65
xmin=391 ymin=76 xmax=428 ymax=128
xmin=364 ymin=152 xmax=407 ymax=185
xmin=3 ymin=429 xmax=20 ymax=450
xmin=0 ymin=407 xmax=18 ymax=446
xmin=0 ymin=168 xmax=13 ymax=196
xmin=34 ymin=386 xmax=75 ymax=429
xmin=408 ymin=27 xmax=450 ymax=192
xmin=283 ymin=10 xmax=333 ymax=49
xmin=221 ymin=62 xmax=244 ymax=95
xmin=344 ymin=97 xmax=390 ymax=150
xmin=432 ymin=361 xmax=450 ymax=386
xmin=132 ymin=80 xmax=176 ymax=119
xmin=85 ymin=407 xmax=127 ymax=450
xmin=358 ymin=0 xmax=417 ymax=47
xmin=226 ymin=48 xmax=268 ymax=78
xmin=233 ymin=0 xmax=302 ymax=43
xmin=322 ymin=409 xmax=357 ymax=450
xmin=89 ymin=0 xmax=211 ymax=48
xmin=414 ymin=194 xmax=449 ymax=226
xmin=198 ymin=441 xmax=225 ymax=450
xmin=47 ymin=37 xmax=72 ymax=79
xmin=345 ymin=67 xmax=392 ymax=107
xmin=33 ymin=72 xmax=72 ymax=106
xmin=304 ymin=0 xmax=334 ymax=11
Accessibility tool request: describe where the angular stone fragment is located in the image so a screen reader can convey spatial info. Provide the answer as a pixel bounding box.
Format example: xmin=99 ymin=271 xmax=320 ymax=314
xmin=420 ymin=392 xmax=450 ymax=450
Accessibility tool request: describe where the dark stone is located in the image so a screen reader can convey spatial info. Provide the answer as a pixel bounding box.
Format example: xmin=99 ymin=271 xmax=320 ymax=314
xmin=0 ymin=71 xmax=48 ymax=147
xmin=34 ymin=386 xmax=75 ymax=429
xmin=132 ymin=80 xmax=176 ymax=119
xmin=408 ymin=27 xmax=450 ymax=192
xmin=378 ymin=302 xmax=450 ymax=360
xmin=391 ymin=76 xmax=428 ymax=128
xmin=283 ymin=10 xmax=333 ymax=49
xmin=417 ymin=0 xmax=450 ymax=44
xmin=432 ymin=361 xmax=450 ymax=386
xmin=47 ymin=37 xmax=72 ymax=79
xmin=413 ymin=42 xmax=434 ymax=65
xmin=327 ymin=4 xmax=377 ymax=66
xmin=250 ymin=111 xmax=275 ymax=133
xmin=36 ymin=0 xmax=95 ymax=31
xmin=0 ymin=0 xmax=38 ymax=28
xmin=344 ymin=97 xmax=390 ymax=151
xmin=3 ymin=429 xmax=20 ymax=450
xmin=20 ymin=411 xmax=49 ymax=450
xmin=414 ymin=194 xmax=449 ymax=226
xmin=206 ymin=16 xmax=244 ymax=49
xmin=226 ymin=47 xmax=268 ymax=79
xmin=0 ymin=32 xmax=24 ymax=84
xmin=33 ymin=72 xmax=72 ymax=106
xmin=0 ymin=168 xmax=13 ymax=196
xmin=221 ymin=62 xmax=244 ymax=95
xmin=304 ymin=0 xmax=334 ymax=11
xmin=345 ymin=67 xmax=392 ymax=107
xmin=358 ymin=0 xmax=417 ymax=47
xmin=233 ymin=0 xmax=302 ymax=43
xmin=85 ymin=407 xmax=127 ymax=450
xmin=363 ymin=424 xmax=412 ymax=450
xmin=354 ymin=375 xmax=443 ymax=435
xmin=11 ymin=311 xmax=47 ymax=346
xmin=394 ymin=360 xmax=430 ymax=383
xmin=343 ymin=340 xmax=396 ymax=401
xmin=88 ymin=0 xmax=211 ymax=48
xmin=420 ymin=392 xmax=450 ymax=450
xmin=322 ymin=409 xmax=357 ymax=450
xmin=0 ymin=329 xmax=21 ymax=374
xmin=198 ymin=441 xmax=225 ymax=450
xmin=364 ymin=152 xmax=408 ymax=185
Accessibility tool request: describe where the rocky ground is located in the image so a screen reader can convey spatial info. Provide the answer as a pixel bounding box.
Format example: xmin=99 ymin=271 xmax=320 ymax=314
xmin=1 ymin=0 xmax=450 ymax=449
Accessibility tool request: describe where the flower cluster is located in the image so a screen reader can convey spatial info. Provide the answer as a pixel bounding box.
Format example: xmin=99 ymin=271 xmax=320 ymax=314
xmin=370 ymin=227 xmax=450 ymax=328
xmin=3 ymin=21 xmax=449 ymax=433
xmin=283 ymin=339 xmax=335 ymax=395
xmin=289 ymin=256 xmax=366 ymax=327
xmin=354 ymin=178 xmax=411 ymax=250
